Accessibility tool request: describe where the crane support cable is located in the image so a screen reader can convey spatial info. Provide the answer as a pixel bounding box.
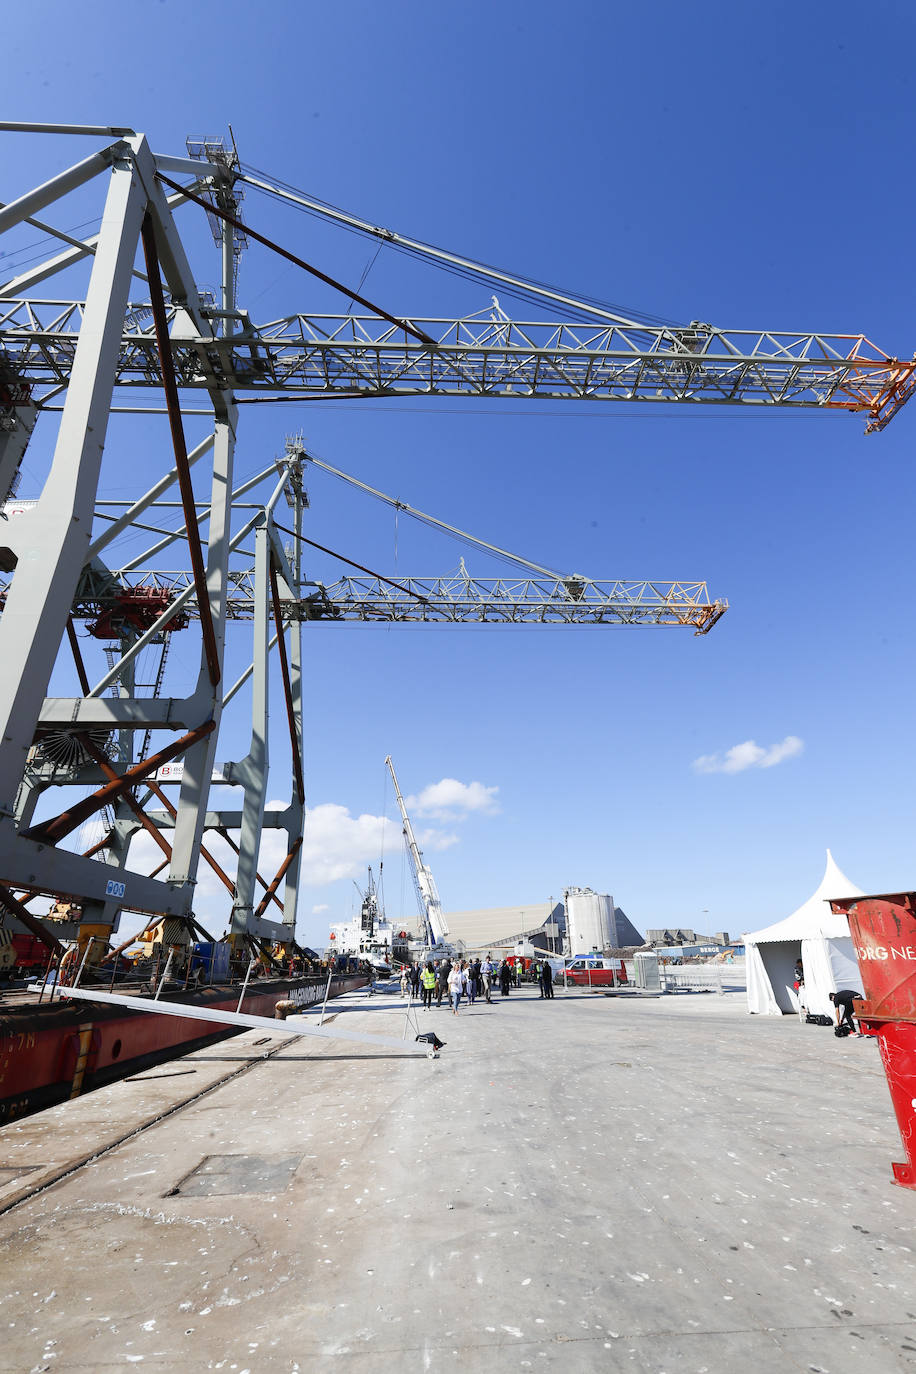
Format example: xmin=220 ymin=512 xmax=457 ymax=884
xmin=270 ymin=521 xmax=432 ymax=606
xmin=239 ymin=166 xmax=673 ymax=331
xmin=301 ymin=450 xmax=563 ymax=580
xmin=155 ymin=172 xmax=436 ymax=347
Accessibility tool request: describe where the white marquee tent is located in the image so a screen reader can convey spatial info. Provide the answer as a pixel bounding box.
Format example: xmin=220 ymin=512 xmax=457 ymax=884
xmin=745 ymin=850 xmax=863 ymax=1016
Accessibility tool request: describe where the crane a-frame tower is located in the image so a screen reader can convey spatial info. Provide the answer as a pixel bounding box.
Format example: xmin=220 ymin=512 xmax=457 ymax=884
xmin=0 ymin=122 xmax=907 ymax=957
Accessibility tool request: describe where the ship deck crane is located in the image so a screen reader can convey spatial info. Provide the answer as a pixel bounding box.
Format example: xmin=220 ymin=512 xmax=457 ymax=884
xmin=386 ymin=755 xmax=448 ymax=949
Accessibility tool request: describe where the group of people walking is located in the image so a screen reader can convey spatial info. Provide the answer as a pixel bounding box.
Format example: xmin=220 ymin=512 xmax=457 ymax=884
xmin=399 ymin=955 xmax=555 ymax=1013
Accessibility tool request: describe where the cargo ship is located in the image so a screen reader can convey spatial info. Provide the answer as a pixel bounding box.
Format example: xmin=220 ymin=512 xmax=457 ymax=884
xmin=0 ymin=963 xmax=368 ymax=1125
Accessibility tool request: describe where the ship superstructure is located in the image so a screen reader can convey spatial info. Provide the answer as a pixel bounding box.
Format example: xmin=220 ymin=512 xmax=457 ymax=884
xmin=328 ymin=868 xmax=408 ymax=973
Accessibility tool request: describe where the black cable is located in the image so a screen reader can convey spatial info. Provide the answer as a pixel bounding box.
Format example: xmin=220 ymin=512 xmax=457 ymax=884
xmin=272 ymin=520 xmax=431 ymax=606
xmin=241 ymin=162 xmax=679 ymax=329
xmin=156 ymin=173 xmax=436 ymax=348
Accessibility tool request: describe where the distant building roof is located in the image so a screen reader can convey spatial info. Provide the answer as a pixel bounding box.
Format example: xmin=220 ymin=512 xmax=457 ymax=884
xmin=404 ymin=901 xmax=562 ymax=950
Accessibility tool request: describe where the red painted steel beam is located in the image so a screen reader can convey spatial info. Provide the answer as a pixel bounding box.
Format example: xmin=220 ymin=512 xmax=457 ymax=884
xmin=77 ymin=733 xmax=173 ymax=864
xmin=0 ymin=883 xmax=63 ymax=954
xmin=66 ymin=616 xmax=91 ymax=696
xmin=215 ymin=826 xmax=284 ymax=915
xmin=139 ymin=212 xmax=220 ymax=687
xmin=145 ymin=779 xmax=237 ymax=899
xmin=23 ymin=720 xmax=215 ymax=845
xmin=253 ymin=836 xmax=302 ymax=921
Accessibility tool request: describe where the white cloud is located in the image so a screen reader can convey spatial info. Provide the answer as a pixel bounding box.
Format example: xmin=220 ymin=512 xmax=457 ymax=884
xmin=405 ymin=778 xmax=500 ymax=821
xmin=299 ymin=803 xmax=401 ymax=886
xmin=418 ymin=827 xmax=460 ymax=852
xmin=120 ymin=799 xmax=403 ymax=918
xmin=114 ymin=795 xmax=466 ymax=940
xmin=693 ymin=735 xmax=803 ymax=775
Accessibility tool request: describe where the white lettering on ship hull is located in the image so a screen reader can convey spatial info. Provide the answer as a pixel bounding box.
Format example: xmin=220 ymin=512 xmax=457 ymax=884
xmin=289 ymin=983 xmax=326 ymax=1007
xmin=855 ymin=945 xmax=916 ymax=961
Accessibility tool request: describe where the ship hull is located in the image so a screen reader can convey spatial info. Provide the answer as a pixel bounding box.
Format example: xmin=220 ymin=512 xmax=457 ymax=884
xmin=0 ymin=974 xmax=367 ymax=1125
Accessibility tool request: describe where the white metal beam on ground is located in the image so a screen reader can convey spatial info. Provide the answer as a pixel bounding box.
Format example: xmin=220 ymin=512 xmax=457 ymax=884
xmin=59 ymin=985 xmax=432 ymax=1054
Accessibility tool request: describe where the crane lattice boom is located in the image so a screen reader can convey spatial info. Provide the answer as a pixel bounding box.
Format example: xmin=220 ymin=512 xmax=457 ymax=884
xmin=1 ymin=300 xmax=913 ymax=430
xmin=49 ymin=571 xmax=727 ymax=635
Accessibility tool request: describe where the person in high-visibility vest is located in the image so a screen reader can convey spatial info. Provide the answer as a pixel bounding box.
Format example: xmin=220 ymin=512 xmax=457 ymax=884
xmin=421 ymin=962 xmax=437 ymax=1009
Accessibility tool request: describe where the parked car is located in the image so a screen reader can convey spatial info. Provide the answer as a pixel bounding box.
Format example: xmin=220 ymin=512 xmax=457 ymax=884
xmin=562 ymin=956 xmax=628 ymax=987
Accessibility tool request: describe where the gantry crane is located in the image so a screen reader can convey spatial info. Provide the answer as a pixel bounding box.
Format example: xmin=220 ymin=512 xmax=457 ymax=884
xmin=0 ymin=121 xmax=903 ymax=957
xmin=385 ymin=755 xmax=448 ymax=949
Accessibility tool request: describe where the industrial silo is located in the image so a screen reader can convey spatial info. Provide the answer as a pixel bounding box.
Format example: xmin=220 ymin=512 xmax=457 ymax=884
xmin=565 ymin=886 xmax=615 ymax=955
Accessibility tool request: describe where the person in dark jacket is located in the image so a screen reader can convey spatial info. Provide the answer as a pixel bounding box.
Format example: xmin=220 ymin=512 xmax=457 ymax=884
xmin=829 ymin=989 xmax=863 ymax=1035
xmin=540 ymin=959 xmax=554 ymax=999
xmin=499 ymin=959 xmax=511 ymax=997
xmin=436 ymin=958 xmax=452 ymax=1008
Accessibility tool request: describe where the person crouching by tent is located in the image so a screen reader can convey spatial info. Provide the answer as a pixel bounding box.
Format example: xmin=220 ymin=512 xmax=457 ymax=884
xmin=829 ymin=989 xmax=864 ymax=1037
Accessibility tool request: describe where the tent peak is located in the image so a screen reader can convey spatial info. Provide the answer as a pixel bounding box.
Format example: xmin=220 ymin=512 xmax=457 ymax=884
xmin=818 ymin=849 xmax=861 ymax=902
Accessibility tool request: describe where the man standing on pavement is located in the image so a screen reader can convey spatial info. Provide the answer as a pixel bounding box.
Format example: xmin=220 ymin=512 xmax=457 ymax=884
xmin=436 ymin=956 xmax=452 ymax=1009
xmin=480 ymin=954 xmax=493 ymax=1003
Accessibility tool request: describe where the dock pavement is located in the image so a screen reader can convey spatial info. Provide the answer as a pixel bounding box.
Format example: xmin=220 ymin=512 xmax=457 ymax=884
xmin=0 ymin=981 xmax=914 ymax=1372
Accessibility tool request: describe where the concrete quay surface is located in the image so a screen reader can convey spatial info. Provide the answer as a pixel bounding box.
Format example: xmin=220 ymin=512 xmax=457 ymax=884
xmin=0 ymin=983 xmax=914 ymax=1373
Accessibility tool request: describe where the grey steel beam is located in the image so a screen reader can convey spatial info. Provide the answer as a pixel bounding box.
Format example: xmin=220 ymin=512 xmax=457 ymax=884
xmin=38 ymin=698 xmax=190 ymax=728
xmin=60 ymin=984 xmax=431 ymax=1053
xmin=116 ymin=461 xmax=277 ymax=574
xmin=165 ymin=406 xmax=237 ymax=885
xmin=153 ymin=154 xmax=224 ymax=179
xmin=0 ymin=143 xmax=125 ymax=236
xmin=0 ymin=821 xmax=192 ymax=917
xmin=0 ymin=186 xmax=193 ymax=297
xmin=0 ymin=401 xmax=36 ymax=507
xmin=229 ymin=520 xmax=271 ymax=935
xmin=146 ymin=810 xmax=288 ymax=830
xmin=0 ymin=144 xmax=147 ymax=812
xmin=281 ymin=463 xmax=306 ymax=932
xmin=86 ymin=432 xmax=214 ymax=559
xmin=0 ymin=122 xmax=135 ymax=136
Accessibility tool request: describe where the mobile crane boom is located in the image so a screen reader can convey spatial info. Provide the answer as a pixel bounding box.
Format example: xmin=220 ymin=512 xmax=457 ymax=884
xmin=385 ymin=755 xmax=449 ymax=947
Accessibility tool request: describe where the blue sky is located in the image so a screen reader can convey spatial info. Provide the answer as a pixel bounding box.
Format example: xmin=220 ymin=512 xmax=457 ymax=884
xmin=3 ymin=1 xmax=916 ymax=944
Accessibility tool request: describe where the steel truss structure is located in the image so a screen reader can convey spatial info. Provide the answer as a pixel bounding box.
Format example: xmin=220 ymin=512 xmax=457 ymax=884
xmin=5 ymin=567 xmax=726 ymax=631
xmin=0 ymin=122 xmax=899 ymax=954
xmin=2 ymin=298 xmax=914 ymax=429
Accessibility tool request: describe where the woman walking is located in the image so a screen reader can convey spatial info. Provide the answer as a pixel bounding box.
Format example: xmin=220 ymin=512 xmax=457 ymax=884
xmin=448 ymin=961 xmax=464 ymax=1015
